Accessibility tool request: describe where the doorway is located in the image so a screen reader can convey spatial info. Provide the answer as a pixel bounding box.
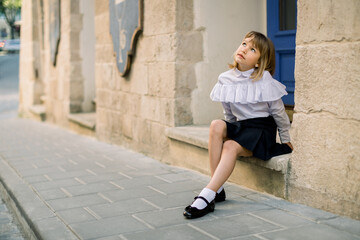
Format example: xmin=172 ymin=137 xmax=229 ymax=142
xmin=267 ymin=0 xmax=297 ymax=106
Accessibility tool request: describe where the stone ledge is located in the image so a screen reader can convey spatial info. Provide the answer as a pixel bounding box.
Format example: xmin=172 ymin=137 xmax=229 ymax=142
xmin=68 ymin=112 xmax=96 ymax=130
xmin=29 ymin=104 xmax=46 ymax=121
xmin=165 ymin=125 xmax=291 ymax=174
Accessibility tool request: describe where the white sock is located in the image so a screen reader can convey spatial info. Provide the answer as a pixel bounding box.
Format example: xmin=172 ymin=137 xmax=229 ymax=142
xmin=191 ymin=188 xmax=216 ymax=210
xmin=217 ymin=185 xmax=224 ymax=194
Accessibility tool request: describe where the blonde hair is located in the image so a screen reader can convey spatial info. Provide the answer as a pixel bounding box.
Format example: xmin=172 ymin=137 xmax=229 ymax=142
xmin=229 ymin=31 xmax=275 ymax=81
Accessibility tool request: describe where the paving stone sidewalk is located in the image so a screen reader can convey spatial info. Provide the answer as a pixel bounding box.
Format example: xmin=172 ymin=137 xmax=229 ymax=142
xmin=0 ymin=118 xmax=359 ymax=240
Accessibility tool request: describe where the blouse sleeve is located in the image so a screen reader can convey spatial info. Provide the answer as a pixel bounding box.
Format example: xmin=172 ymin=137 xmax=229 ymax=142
xmin=268 ymin=99 xmax=291 ymax=143
xmin=222 ymin=102 xmax=237 ymax=122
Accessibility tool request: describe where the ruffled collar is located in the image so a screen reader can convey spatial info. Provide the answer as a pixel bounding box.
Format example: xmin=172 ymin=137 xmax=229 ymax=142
xmin=233 ymin=68 xmax=254 ymax=78
xmin=210 ymin=69 xmax=288 ymax=104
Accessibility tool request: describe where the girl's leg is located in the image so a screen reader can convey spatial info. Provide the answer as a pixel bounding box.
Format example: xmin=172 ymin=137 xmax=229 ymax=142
xmin=206 ymin=140 xmax=252 ymax=192
xmin=208 ymin=120 xmax=227 ymax=176
xmin=189 ymin=140 xmax=252 ymax=211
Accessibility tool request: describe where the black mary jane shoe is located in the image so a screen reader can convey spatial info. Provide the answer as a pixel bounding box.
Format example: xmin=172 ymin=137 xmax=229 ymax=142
xmin=215 ymin=189 xmax=226 ymax=202
xmin=183 ymin=196 xmax=215 ymax=219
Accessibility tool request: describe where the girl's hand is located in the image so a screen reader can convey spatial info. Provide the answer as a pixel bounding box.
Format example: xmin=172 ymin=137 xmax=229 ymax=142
xmin=285 ymin=142 xmax=294 ymax=150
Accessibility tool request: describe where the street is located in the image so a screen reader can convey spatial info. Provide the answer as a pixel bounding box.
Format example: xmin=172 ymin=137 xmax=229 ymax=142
xmin=0 ymin=52 xmax=19 ymax=119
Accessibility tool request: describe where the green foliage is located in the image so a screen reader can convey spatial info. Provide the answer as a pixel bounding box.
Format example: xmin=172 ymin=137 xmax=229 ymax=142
xmin=0 ymin=0 xmax=22 ymax=39
xmin=3 ymin=0 xmax=22 ymax=9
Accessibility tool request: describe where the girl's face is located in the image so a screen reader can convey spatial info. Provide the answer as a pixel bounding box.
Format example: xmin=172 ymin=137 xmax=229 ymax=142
xmin=234 ymin=37 xmax=261 ymax=71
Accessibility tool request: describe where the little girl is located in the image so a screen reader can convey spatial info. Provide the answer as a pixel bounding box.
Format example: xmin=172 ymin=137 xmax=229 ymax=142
xmin=183 ymin=31 xmax=293 ymax=219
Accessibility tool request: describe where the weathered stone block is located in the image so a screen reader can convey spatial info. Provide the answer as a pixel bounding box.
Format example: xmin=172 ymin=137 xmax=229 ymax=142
xmin=175 ymin=62 xmax=197 ymax=98
xmin=128 ymin=61 xmax=148 ymax=95
xmin=140 ymin=96 xmax=161 ymax=122
xmin=70 ymin=14 xmax=83 ymax=32
xmin=297 ymin=0 xmax=360 ymax=44
xmin=135 ymin=36 xmax=155 ymax=63
xmin=96 ymin=44 xmax=114 ymax=63
xmin=160 ymin=98 xmax=175 ymax=126
xmin=174 ymin=97 xmax=192 ymax=126
xmin=143 ymin=0 xmax=176 ymax=36
xmin=96 ymin=63 xmax=114 ymax=90
xmin=96 ymin=89 xmax=111 ymax=108
xmin=148 ymin=62 xmax=176 ymax=98
xmin=295 ymin=42 xmax=360 ymax=120
xmin=95 ymin=0 xmax=108 ymax=15
xmin=70 ymin=81 xmax=84 ymax=101
xmin=70 ymin=0 xmax=80 ymax=14
xmin=122 ymin=115 xmax=133 ymax=139
xmin=95 ymin=14 xmax=111 ymax=45
xmin=290 ymin=113 xmax=360 ymax=218
xmin=176 ymin=31 xmax=203 ymax=62
xmin=175 ymin=0 xmax=193 ymax=31
xmin=153 ymin=34 xmax=177 ymax=62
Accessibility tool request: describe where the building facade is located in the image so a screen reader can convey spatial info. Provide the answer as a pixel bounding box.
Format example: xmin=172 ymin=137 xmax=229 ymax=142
xmin=19 ymin=0 xmax=359 ymax=219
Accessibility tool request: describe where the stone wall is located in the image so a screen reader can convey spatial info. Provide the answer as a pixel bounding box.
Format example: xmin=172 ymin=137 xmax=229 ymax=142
xmin=94 ymin=0 xmax=198 ymax=159
xmin=290 ymin=0 xmax=360 ymax=219
xmin=19 ymin=0 xmax=43 ymax=113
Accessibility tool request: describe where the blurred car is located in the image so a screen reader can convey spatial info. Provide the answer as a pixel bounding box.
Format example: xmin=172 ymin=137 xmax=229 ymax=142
xmin=0 ymin=40 xmax=5 ymax=51
xmin=3 ymin=39 xmax=20 ymax=53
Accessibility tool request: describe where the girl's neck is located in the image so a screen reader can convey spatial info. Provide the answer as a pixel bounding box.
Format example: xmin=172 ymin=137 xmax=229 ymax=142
xmin=236 ymin=66 xmax=254 ymax=72
xmin=236 ymin=65 xmax=254 ymax=72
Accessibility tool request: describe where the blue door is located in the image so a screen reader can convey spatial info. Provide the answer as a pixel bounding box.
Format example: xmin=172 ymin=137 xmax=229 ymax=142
xmin=267 ymin=0 xmax=297 ymax=106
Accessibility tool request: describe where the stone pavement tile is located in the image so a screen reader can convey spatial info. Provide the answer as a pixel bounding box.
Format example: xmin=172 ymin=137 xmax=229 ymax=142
xmin=260 ymin=224 xmax=360 ymax=240
xmin=31 ymin=178 xmax=82 ymax=191
xmin=14 ymin=166 xmax=62 ymax=178
xmin=104 ymin=186 xmax=171 ymax=203
xmin=122 ymin=224 xmax=216 ymax=240
xmin=225 ymin=184 xmax=261 ymax=197
xmin=46 ymin=194 xmax=109 ymax=211
xmin=45 ymin=169 xmax=93 ymax=181
xmin=190 ymin=214 xmax=282 ymax=239
xmin=133 ymin=207 xmax=216 ymax=229
xmin=110 ymin=175 xmax=170 ymax=189
xmin=95 ymin=236 xmax=124 ymax=240
xmin=76 ymin=172 xmax=127 ymax=184
xmin=320 ymin=216 xmax=360 ymax=237
xmin=250 ymin=208 xmax=314 ymax=228
xmin=23 ymin=175 xmax=49 ymax=184
xmin=150 ymin=180 xmax=205 ymax=195
xmin=99 ymin=187 xmax=160 ymax=202
xmin=35 ymin=188 xmax=68 ymax=201
xmin=56 ymin=207 xmax=97 ymax=224
xmin=5 ymin=184 xmax=55 ymax=221
xmin=245 ymin=192 xmax=337 ymax=221
xmin=154 ymin=172 xmax=193 ymax=183
xmin=88 ymin=198 xmax=157 ymax=218
xmin=69 ymin=215 xmax=150 ymax=239
xmin=229 ymin=236 xmax=264 ymax=240
xmin=143 ymin=190 xmax=197 ymax=210
xmin=64 ymin=182 xmax=119 ymax=197
xmin=32 ymin=217 xmax=77 ymax=240
xmin=212 ymin=197 xmax=273 ymax=217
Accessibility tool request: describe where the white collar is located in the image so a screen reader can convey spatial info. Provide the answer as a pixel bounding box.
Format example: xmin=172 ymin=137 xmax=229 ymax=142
xmin=233 ymin=68 xmax=254 ymax=78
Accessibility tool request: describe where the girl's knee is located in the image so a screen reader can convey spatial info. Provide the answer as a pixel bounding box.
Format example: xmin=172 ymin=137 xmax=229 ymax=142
xmin=210 ymin=120 xmax=226 ymax=138
xmin=223 ymin=140 xmax=252 ymax=157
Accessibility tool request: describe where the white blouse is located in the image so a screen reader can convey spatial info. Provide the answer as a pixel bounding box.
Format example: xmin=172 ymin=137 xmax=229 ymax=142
xmin=210 ymin=68 xmax=291 ymax=143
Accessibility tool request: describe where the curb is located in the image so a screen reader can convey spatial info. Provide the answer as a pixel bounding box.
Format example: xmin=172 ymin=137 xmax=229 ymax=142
xmin=0 ymin=158 xmax=78 ymax=240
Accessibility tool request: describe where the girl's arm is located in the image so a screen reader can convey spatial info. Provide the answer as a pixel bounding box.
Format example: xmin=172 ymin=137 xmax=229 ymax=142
xmin=222 ymin=102 xmax=236 ymax=122
xmin=268 ymin=99 xmax=291 ymax=144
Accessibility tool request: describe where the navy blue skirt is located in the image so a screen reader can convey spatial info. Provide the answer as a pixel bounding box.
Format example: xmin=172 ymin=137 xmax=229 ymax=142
xmin=224 ymin=116 xmax=292 ymax=161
